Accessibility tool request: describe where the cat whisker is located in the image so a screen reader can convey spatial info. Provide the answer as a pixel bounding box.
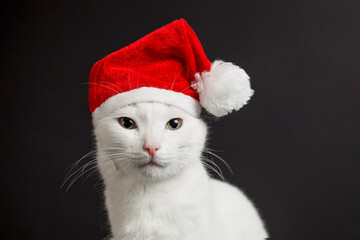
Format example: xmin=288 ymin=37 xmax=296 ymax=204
xmin=201 ymin=159 xmax=229 ymax=183
xmin=170 ymin=63 xmax=189 ymax=91
xmin=136 ymin=73 xmax=139 ymax=89
xmin=97 ymin=81 xmax=124 ymax=93
xmin=203 ymin=158 xmax=224 ymax=177
xmin=62 ymin=150 xmax=98 ymax=188
xmin=79 ymin=82 xmax=120 ymax=94
xmin=92 ymin=159 xmax=134 ymax=191
xmin=66 ymin=157 xmax=130 ymax=192
xmin=66 ymin=163 xmax=97 ymax=192
xmin=63 ymin=151 xmax=136 ymax=191
xmin=204 ymin=147 xmax=224 ymax=153
xmin=65 ymin=156 xmax=105 ymax=180
xmin=204 ymin=148 xmax=234 ymax=175
xmin=118 ymin=161 xmax=132 ymax=175
xmin=92 ymin=177 xmax=104 ymax=191
xmin=98 ymin=147 xmax=144 ymax=155
xmin=179 ymin=85 xmax=192 ymax=93
xmin=82 ymin=161 xmax=113 ymax=183
xmin=62 ymin=159 xmax=97 ymax=189
xmin=66 ymin=161 xmax=113 ymax=192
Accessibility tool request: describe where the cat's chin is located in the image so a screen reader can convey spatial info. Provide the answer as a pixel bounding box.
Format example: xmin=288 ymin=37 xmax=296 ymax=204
xmin=138 ymin=161 xmax=163 ymax=168
xmin=137 ymin=164 xmax=169 ymax=181
xmin=127 ymin=161 xmax=187 ymax=182
xmin=138 ymin=157 xmax=166 ymax=168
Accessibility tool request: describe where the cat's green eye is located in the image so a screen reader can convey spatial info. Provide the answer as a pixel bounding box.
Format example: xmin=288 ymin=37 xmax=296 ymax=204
xmin=118 ymin=117 xmax=137 ymax=129
xmin=166 ymin=118 xmax=182 ymax=130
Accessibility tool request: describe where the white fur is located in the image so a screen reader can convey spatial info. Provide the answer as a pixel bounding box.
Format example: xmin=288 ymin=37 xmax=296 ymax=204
xmin=192 ymin=60 xmax=254 ymax=117
xmin=93 ymin=102 xmax=268 ymax=240
xmin=92 ymin=87 xmax=201 ymax=126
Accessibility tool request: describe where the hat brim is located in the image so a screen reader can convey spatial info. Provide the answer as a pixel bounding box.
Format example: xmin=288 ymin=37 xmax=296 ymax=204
xmin=92 ymin=87 xmax=201 ymax=125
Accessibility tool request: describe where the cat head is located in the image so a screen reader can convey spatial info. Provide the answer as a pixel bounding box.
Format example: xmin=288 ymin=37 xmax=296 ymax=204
xmin=93 ymin=102 xmax=207 ymax=182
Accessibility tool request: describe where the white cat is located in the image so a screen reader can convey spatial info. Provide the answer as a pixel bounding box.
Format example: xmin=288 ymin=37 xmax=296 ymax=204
xmin=93 ymin=102 xmax=268 ymax=240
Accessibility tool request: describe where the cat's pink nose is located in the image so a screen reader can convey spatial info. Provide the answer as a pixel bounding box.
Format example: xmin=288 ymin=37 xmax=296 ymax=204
xmin=143 ymin=144 xmax=160 ymax=157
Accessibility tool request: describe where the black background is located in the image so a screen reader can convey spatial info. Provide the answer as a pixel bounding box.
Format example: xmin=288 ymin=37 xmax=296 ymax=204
xmin=1 ymin=0 xmax=360 ymax=239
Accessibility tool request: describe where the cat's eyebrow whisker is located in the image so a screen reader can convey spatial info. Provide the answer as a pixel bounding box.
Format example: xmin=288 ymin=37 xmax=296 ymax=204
xmin=166 ymin=63 xmax=190 ymax=103
xmin=170 ymin=63 xmax=189 ymax=91
xmin=204 ymin=149 xmax=234 ymax=175
xmin=79 ymin=82 xmax=120 ymax=94
xmin=97 ymin=81 xmax=124 ymax=93
xmin=179 ymin=85 xmax=192 ymax=93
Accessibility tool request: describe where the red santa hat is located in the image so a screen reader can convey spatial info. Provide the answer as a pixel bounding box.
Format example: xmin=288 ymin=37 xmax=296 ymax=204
xmin=89 ymin=19 xmax=253 ymax=123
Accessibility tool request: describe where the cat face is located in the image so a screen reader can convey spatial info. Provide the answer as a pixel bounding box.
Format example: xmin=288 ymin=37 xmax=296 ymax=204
xmin=94 ymin=102 xmax=207 ymax=182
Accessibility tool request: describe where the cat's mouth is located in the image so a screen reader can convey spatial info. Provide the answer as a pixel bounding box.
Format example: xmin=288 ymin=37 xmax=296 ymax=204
xmin=138 ymin=159 xmax=163 ymax=168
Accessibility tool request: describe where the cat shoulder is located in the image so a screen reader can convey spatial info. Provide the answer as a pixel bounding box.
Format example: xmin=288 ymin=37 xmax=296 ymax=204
xmin=210 ymin=179 xmax=269 ymax=239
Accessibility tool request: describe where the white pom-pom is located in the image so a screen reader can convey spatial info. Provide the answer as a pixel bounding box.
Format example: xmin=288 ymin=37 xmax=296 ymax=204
xmin=191 ymin=60 xmax=254 ymax=117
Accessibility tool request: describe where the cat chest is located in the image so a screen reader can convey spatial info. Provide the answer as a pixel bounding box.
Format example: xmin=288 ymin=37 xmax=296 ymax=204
xmin=113 ymin=196 xmax=203 ymax=239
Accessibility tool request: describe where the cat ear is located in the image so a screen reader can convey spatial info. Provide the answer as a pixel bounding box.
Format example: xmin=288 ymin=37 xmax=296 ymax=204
xmin=191 ymin=60 xmax=254 ymax=117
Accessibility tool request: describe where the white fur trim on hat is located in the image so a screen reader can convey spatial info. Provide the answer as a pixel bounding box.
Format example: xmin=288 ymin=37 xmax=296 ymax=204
xmin=92 ymin=87 xmax=201 ymax=125
xmin=191 ymin=60 xmax=254 ymax=117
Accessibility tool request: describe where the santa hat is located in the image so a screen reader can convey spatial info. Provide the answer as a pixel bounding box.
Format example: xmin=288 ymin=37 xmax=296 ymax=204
xmin=90 ymin=19 xmax=253 ymax=123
